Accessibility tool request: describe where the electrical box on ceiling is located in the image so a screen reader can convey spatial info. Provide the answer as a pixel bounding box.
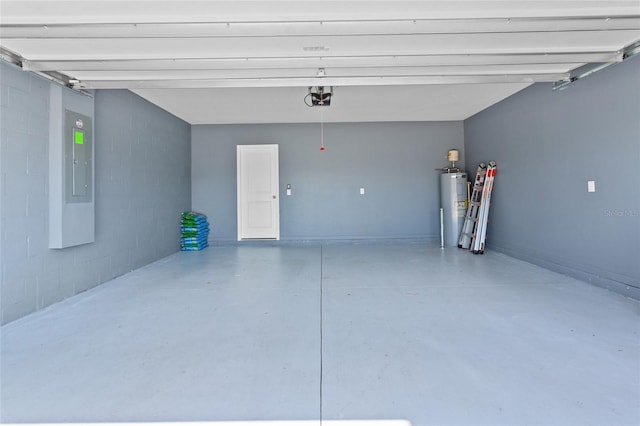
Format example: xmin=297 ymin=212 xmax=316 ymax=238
xmin=49 ymin=84 xmax=95 ymax=249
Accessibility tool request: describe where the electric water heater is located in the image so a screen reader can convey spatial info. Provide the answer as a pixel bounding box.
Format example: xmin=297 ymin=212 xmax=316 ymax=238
xmin=440 ymin=172 xmax=467 ymax=247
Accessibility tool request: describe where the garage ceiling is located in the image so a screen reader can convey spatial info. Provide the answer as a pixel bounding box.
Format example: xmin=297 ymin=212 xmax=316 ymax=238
xmin=1 ymin=1 xmax=639 ymax=124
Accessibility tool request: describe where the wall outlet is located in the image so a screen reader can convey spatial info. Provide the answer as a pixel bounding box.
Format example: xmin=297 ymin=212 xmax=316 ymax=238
xmin=360 ymin=187 xmax=365 ymax=195
xmin=587 ymin=180 xmax=596 ymax=193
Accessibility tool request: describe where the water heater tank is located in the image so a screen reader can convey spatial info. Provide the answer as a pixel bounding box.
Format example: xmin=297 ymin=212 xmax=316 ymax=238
xmin=440 ymin=172 xmax=467 ymax=247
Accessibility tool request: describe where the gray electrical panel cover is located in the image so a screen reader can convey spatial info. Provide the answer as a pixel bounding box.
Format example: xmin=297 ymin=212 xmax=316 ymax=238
xmin=65 ymin=110 xmax=93 ymax=203
xmin=49 ymin=83 xmax=95 ymax=249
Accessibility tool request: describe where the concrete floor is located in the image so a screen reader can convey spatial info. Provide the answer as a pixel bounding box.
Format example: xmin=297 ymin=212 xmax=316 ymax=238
xmin=1 ymin=243 xmax=639 ymax=425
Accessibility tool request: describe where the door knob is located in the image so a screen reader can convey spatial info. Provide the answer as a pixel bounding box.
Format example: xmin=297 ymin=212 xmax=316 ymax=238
xmin=273 ymin=195 xmax=277 ymax=199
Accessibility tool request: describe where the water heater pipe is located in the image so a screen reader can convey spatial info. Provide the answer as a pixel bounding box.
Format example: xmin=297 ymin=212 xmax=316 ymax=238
xmin=440 ymin=207 xmax=445 ymax=249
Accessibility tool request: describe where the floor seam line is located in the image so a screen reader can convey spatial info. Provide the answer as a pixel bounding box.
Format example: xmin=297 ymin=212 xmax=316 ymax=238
xmin=320 ymin=244 xmax=324 ymax=425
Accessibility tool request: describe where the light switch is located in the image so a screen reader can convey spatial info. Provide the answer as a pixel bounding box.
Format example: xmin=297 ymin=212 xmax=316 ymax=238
xmin=360 ymin=187 xmax=365 ymax=195
xmin=587 ymin=181 xmax=596 ymax=192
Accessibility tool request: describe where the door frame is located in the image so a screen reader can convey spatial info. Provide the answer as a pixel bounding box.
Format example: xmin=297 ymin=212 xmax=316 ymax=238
xmin=236 ymin=144 xmax=280 ymax=241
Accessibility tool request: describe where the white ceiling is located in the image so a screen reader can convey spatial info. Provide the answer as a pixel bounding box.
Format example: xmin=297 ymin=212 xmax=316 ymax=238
xmin=1 ymin=1 xmax=639 ymax=124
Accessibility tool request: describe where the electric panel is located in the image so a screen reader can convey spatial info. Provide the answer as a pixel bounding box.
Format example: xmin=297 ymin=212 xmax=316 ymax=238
xmin=65 ymin=111 xmax=92 ymax=203
xmin=49 ymin=84 xmax=95 ymax=249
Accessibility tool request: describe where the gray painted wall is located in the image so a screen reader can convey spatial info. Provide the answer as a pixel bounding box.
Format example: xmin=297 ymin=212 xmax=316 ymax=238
xmin=192 ymin=122 xmax=464 ymax=242
xmin=464 ymin=55 xmax=640 ymax=298
xmin=1 ymin=61 xmax=191 ymax=324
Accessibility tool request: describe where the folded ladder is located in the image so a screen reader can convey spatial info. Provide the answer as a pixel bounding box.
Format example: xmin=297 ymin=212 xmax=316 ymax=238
xmin=471 ymin=161 xmax=496 ymax=254
xmin=458 ymin=163 xmax=487 ymax=250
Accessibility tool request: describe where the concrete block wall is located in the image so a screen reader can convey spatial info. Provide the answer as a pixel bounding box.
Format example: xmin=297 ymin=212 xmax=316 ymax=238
xmin=464 ymin=55 xmax=640 ymax=298
xmin=0 ymin=62 xmax=191 ymax=324
xmin=192 ymin=122 xmax=464 ymax=242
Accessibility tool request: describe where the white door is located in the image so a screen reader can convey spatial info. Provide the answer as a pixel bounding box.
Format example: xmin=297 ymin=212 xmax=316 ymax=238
xmin=237 ymin=144 xmax=280 ymax=240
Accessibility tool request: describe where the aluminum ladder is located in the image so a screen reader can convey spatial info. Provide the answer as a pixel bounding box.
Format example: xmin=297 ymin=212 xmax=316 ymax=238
xmin=458 ymin=161 xmax=496 ymax=254
xmin=458 ymin=163 xmax=487 ymax=250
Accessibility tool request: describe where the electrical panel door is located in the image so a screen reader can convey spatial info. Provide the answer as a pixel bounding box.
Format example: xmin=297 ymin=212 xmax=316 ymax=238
xmin=65 ymin=111 xmax=93 ymax=203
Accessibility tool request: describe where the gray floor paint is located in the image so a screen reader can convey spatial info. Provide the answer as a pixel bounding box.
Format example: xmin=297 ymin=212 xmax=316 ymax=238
xmin=1 ymin=243 xmax=638 ymax=425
